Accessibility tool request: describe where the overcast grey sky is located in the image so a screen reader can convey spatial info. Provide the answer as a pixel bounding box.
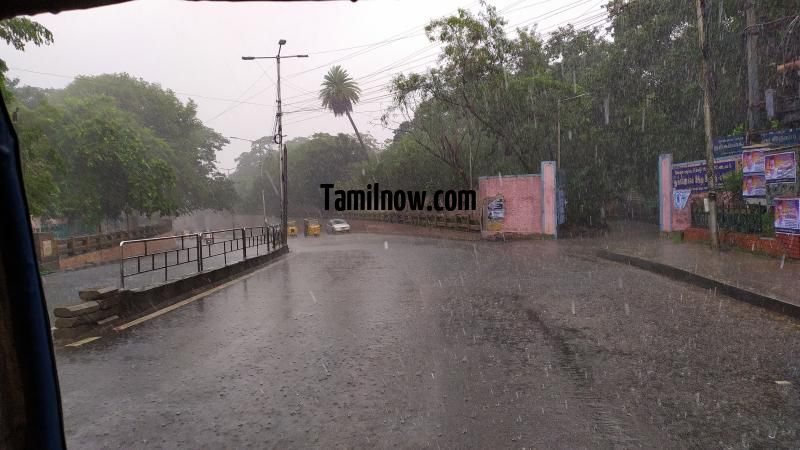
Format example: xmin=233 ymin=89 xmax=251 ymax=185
xmin=3 ymin=0 xmax=607 ymax=169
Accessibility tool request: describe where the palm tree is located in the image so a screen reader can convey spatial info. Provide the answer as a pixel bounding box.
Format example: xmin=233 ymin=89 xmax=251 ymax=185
xmin=319 ymin=65 xmax=367 ymax=152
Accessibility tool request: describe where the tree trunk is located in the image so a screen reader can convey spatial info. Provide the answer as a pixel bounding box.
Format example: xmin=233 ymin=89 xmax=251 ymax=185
xmin=345 ymin=110 xmax=368 ymax=155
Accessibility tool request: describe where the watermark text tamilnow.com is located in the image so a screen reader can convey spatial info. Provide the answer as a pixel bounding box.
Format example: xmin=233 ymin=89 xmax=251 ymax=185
xmin=320 ymin=184 xmax=476 ymax=212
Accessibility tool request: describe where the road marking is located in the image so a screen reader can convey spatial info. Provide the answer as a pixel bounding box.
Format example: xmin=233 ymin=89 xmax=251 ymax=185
xmin=65 ymin=336 xmax=101 ymax=347
xmin=113 ymin=252 xmax=294 ymax=332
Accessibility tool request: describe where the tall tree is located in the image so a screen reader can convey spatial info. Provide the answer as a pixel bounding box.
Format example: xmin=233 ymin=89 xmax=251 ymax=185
xmin=0 ymin=18 xmax=53 ymax=99
xmin=9 ymin=73 xmax=239 ymax=226
xmin=53 ymin=95 xmax=177 ymax=225
xmin=319 ymin=65 xmax=367 ymax=154
xmin=56 ymin=73 xmax=234 ymax=213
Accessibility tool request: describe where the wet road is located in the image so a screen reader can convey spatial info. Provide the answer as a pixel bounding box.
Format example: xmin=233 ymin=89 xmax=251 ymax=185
xmin=56 ymin=234 xmax=800 ymax=448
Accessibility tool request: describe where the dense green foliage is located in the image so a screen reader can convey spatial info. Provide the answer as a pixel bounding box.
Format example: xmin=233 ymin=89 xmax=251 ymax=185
xmin=230 ymin=133 xmax=371 ymax=217
xmin=357 ymin=0 xmax=800 ymax=226
xmin=2 ymin=19 xmax=236 ymax=226
xmin=6 ymin=2 xmax=800 ymax=228
xmin=6 ymin=74 xmax=236 ymax=225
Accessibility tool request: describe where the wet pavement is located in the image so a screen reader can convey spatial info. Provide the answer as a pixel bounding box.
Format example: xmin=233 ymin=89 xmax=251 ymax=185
xmin=55 ymin=232 xmax=800 ymax=448
xmin=602 ymin=229 xmax=800 ymax=307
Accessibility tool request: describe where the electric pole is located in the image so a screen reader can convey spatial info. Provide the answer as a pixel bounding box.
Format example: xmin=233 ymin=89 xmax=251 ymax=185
xmin=557 ymin=99 xmax=561 ymax=169
xmin=260 ymin=158 xmax=267 ymax=228
xmin=556 ymin=92 xmax=591 ymax=169
xmin=745 ymin=0 xmax=760 ymax=143
xmin=696 ymin=0 xmax=719 ymax=250
xmin=243 ymin=40 xmax=308 ymax=246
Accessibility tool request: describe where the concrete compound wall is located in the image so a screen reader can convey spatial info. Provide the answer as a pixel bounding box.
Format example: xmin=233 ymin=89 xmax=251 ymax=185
xmin=658 ymin=152 xmax=800 ymax=259
xmin=478 ymin=161 xmax=557 ymax=239
xmin=58 ymin=231 xmax=179 ymax=270
xmin=658 ymin=154 xmax=717 ymax=233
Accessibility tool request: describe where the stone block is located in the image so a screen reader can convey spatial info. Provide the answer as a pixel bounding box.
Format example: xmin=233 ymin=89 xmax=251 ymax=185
xmin=53 ymin=301 xmax=99 ymax=318
xmin=79 ymin=286 xmax=119 ymax=301
xmin=54 ymin=306 xmax=118 ymax=326
xmin=96 ymin=296 xmax=121 ymax=310
xmin=54 ymin=316 xmax=82 ymax=328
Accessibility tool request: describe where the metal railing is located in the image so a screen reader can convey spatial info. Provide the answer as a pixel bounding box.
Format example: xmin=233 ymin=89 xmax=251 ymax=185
xmin=691 ymin=201 xmax=771 ymax=235
xmin=120 ymin=225 xmax=283 ymax=288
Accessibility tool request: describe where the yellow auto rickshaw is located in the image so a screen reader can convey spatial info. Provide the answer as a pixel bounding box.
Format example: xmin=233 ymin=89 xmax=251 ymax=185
xmin=303 ymin=218 xmax=321 ymax=237
xmin=287 ymin=220 xmax=298 ymax=237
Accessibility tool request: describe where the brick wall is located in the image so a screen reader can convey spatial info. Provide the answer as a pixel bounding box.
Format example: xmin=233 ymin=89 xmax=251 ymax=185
xmin=58 ymin=231 xmax=179 ymax=270
xmin=479 ymin=174 xmax=542 ymax=236
xmin=682 ymin=227 xmax=800 ymax=259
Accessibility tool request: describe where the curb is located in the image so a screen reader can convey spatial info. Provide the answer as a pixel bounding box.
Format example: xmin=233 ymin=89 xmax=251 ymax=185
xmin=53 ymin=246 xmax=290 ymax=345
xmin=597 ymin=249 xmax=800 ymax=320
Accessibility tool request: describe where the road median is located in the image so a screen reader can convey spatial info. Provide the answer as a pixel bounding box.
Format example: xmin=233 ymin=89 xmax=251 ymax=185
xmin=54 ymin=246 xmax=289 ymax=345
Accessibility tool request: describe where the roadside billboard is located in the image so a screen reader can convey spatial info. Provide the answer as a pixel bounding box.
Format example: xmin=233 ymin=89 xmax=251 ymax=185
xmin=743 ymin=174 xmax=766 ymax=197
xmin=765 ymin=152 xmax=797 ymax=185
xmin=742 ymin=149 xmax=765 ymax=174
xmin=774 ymin=198 xmax=800 ymax=235
xmin=713 ymin=128 xmax=800 ymax=158
xmin=671 ymin=158 xmax=739 ymax=192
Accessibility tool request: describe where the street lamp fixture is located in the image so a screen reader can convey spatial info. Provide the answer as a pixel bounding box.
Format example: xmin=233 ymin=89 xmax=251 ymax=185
xmin=227 ymin=136 xmax=255 ymax=143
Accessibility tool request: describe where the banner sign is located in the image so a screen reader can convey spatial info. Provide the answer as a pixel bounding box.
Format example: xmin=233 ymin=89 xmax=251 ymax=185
xmin=486 ymin=195 xmax=505 ymax=232
xmin=742 ymin=149 xmax=765 ymax=174
xmin=743 ymin=174 xmax=766 ymax=197
xmin=487 ymin=197 xmax=505 ymax=220
xmin=672 ymin=159 xmax=738 ymax=191
xmin=774 ymin=198 xmax=800 ymax=235
xmin=713 ymin=136 xmax=746 ymax=158
xmin=673 ymin=189 xmax=691 ymax=209
xmin=713 ymin=128 xmax=800 ymax=158
xmin=764 ymin=152 xmax=797 ymax=184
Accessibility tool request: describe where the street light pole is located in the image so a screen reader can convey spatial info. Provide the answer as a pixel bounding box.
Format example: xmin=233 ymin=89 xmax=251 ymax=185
xmin=276 ymin=45 xmax=287 ymax=247
xmin=242 ymin=40 xmax=308 ymax=246
xmin=556 ymin=92 xmax=590 ymax=169
xmin=557 ymin=99 xmax=561 ymax=169
xmin=260 ymin=159 xmax=267 ymax=228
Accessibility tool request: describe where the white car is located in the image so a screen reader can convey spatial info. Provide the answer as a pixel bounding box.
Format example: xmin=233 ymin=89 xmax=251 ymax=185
xmin=326 ymin=219 xmax=351 ymax=234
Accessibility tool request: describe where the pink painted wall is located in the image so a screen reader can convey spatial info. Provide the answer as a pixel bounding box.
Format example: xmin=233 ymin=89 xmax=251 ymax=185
xmin=661 ymin=154 xmax=700 ymax=232
xmin=478 ymin=160 xmax=559 ymax=238
xmin=478 ymin=174 xmax=542 ymax=237
xmin=672 ymin=192 xmax=704 ymax=231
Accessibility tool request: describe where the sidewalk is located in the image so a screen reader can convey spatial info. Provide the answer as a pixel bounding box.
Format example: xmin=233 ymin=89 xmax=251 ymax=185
xmin=597 ymin=222 xmax=800 ymax=313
